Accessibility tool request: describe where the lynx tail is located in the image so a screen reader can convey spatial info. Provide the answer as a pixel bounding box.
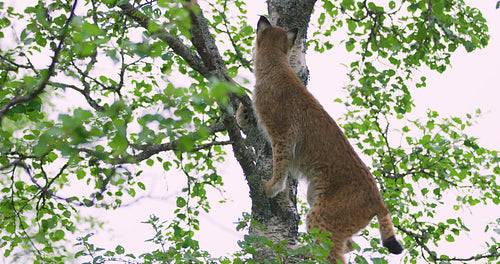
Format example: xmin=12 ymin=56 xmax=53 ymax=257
xmin=378 ymin=213 xmax=404 ymax=254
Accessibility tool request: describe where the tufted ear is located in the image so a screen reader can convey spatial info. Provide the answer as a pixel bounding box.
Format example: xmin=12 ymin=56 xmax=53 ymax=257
xmin=287 ymin=28 xmax=298 ymax=48
xmin=257 ymin=16 xmax=272 ymax=35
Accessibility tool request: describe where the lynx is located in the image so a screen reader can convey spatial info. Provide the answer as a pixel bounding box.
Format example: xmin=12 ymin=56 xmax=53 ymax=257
xmin=238 ymin=16 xmax=403 ymax=263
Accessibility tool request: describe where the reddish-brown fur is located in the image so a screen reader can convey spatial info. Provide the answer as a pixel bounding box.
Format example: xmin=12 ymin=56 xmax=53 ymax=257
xmin=241 ymin=16 xmax=403 ymax=263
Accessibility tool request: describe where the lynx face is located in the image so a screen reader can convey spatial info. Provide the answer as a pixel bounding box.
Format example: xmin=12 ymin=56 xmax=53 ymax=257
xmin=241 ymin=16 xmax=404 ymax=263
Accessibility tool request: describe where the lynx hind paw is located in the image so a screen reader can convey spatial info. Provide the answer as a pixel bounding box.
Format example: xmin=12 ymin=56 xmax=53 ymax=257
xmin=261 ymin=179 xmax=274 ymax=197
xmin=261 ymin=179 xmax=286 ymax=198
xmin=236 ymin=103 xmax=250 ymax=129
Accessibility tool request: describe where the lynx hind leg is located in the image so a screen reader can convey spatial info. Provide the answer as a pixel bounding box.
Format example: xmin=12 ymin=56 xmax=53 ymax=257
xmin=262 ymin=140 xmax=292 ymax=198
xmin=306 ymin=206 xmax=348 ymax=264
xmin=306 ymin=181 xmax=315 ymax=206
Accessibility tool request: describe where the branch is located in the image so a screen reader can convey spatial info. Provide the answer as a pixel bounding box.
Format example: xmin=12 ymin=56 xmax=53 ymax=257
xmin=3 ymin=151 xmax=38 ymax=160
xmin=0 ymin=160 xmax=31 ymax=173
xmin=0 ymin=0 xmax=78 ymax=125
xmin=6 ymin=164 xmax=44 ymax=260
xmin=397 ymin=225 xmax=437 ymax=263
xmin=435 ymin=252 xmax=500 ymax=262
xmin=49 ymin=81 xmax=105 ymax=112
xmin=0 ymin=53 xmax=33 ymax=71
xmin=0 ymin=160 xmax=87 ymax=207
xmin=79 ymin=122 xmax=229 ymax=164
xmin=118 ymin=3 xmax=211 ymax=78
xmin=80 ymin=139 xmax=233 ymax=165
xmin=398 ymin=224 xmax=500 ymax=263
xmin=374 ymin=117 xmax=397 ymax=173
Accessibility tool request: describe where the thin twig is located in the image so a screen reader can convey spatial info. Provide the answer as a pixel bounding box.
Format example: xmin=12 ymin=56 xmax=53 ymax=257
xmin=220 ymin=0 xmax=253 ymax=71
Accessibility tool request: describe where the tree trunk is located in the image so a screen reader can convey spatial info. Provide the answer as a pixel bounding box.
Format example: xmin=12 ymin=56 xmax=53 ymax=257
xmin=242 ymin=0 xmax=317 ymax=261
xmin=268 ymin=0 xmax=317 ymax=86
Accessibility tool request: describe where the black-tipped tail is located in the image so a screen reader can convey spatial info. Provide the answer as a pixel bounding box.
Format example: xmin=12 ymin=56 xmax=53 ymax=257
xmin=383 ymin=236 xmax=403 ymax=254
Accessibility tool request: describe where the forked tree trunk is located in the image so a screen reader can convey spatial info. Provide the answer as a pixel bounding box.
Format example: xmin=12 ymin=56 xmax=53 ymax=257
xmin=242 ymin=0 xmax=317 ymax=261
xmin=97 ymin=0 xmax=318 ymax=262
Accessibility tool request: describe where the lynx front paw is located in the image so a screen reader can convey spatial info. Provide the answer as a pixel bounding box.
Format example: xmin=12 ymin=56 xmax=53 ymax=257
xmin=236 ymin=103 xmax=250 ymax=129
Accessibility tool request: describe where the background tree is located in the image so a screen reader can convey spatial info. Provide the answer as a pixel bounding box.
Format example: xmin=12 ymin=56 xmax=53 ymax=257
xmin=0 ymin=0 xmax=498 ymax=263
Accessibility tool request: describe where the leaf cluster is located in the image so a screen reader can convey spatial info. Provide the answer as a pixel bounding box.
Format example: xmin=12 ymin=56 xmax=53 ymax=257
xmin=309 ymin=0 xmax=498 ymax=262
xmin=0 ymin=0 xmax=499 ymax=263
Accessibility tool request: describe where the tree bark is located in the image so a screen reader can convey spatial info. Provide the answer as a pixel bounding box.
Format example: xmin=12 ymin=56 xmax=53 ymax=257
xmin=268 ymin=0 xmax=317 ymax=86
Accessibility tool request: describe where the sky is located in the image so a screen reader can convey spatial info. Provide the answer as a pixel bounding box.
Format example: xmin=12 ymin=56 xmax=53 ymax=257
xmin=2 ymin=0 xmax=499 ymax=263
xmin=88 ymin=1 xmax=500 ymax=262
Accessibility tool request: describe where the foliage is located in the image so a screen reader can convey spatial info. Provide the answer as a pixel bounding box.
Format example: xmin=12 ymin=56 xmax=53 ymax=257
xmin=73 ymin=215 xmax=217 ymax=264
xmin=0 ymin=0 xmax=498 ymax=263
xmin=0 ymin=0 xmax=232 ymax=262
xmin=312 ymin=0 xmax=499 ymax=262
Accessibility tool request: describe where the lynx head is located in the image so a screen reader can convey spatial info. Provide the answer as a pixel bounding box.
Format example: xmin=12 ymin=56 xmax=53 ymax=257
xmin=256 ymin=16 xmax=298 ymax=56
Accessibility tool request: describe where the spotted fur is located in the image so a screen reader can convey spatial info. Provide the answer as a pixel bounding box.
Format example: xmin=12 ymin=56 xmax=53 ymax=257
xmin=246 ymin=16 xmax=403 ymax=263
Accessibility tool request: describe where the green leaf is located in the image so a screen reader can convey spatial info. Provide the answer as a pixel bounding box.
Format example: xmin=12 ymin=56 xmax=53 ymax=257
xmin=23 ymin=134 xmax=36 ymax=140
xmin=157 ymin=0 xmax=169 ymax=7
xmin=128 ymin=188 xmax=136 ymax=197
xmin=83 ymin=199 xmax=94 ymax=207
xmin=14 ymin=181 xmax=24 ymax=190
xmin=347 ymin=19 xmax=356 ymax=33
xmin=5 ymin=223 xmax=15 ymax=234
xmin=102 ymin=0 xmax=118 ymax=7
xmin=76 ymin=169 xmax=86 ymax=180
xmin=82 ymin=22 xmax=102 ymax=37
xmin=115 ymin=245 xmax=125 ymax=254
xmin=35 ymin=232 xmax=46 ymax=243
xmin=372 ymin=258 xmax=386 ymax=264
xmin=177 ymin=135 xmax=194 ymax=152
xmin=47 ymin=151 xmax=58 ymax=162
xmin=346 ymin=38 xmax=355 ymax=52
xmin=341 ymin=0 xmax=355 ymax=9
xmin=318 ymin=12 xmax=325 ymax=25
xmin=176 ymin=197 xmax=187 ymax=208
xmin=177 ymin=213 xmax=186 ymax=220
xmin=50 ymin=230 xmax=65 ymax=242
xmin=62 ymin=210 xmax=71 ymax=218
xmin=109 ymin=132 xmax=128 ymax=152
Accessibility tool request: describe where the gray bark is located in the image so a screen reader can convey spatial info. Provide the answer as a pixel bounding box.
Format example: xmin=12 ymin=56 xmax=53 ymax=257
xmin=268 ymin=0 xmax=317 ymax=86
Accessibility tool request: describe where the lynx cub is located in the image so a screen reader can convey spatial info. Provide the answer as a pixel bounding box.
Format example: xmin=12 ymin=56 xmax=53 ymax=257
xmin=239 ymin=16 xmax=403 ymax=263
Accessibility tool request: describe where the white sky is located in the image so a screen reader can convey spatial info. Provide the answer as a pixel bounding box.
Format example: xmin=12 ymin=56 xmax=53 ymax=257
xmin=1 ymin=0 xmax=498 ymax=263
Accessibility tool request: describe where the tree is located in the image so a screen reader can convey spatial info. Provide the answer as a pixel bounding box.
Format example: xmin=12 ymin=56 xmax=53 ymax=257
xmin=0 ymin=0 xmax=498 ymax=263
